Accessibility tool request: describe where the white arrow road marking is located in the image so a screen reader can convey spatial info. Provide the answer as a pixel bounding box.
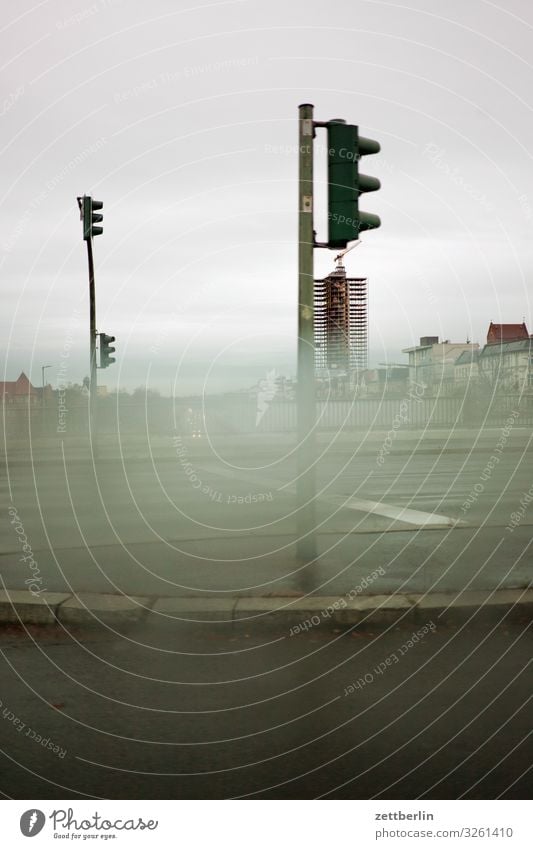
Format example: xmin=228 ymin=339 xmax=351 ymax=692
xmin=337 ymin=497 xmax=459 ymax=527
xmin=198 ymin=465 xmax=461 ymax=528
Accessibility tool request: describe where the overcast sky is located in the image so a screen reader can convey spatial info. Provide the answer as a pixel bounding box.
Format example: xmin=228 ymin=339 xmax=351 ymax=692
xmin=2 ymin=0 xmax=532 ymax=393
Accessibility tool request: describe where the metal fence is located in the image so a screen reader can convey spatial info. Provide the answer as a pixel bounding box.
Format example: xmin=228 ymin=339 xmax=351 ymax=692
xmin=203 ymin=395 xmax=532 ymax=433
xmin=1 ymin=394 xmax=532 ymax=439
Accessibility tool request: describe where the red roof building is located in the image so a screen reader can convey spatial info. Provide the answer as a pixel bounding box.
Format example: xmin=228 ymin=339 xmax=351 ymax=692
xmin=487 ymin=322 xmax=529 ymax=344
xmin=0 ymin=372 xmax=41 ymax=404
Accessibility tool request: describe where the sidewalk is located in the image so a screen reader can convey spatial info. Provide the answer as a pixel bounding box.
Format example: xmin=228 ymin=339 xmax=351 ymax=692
xmin=1 ymin=526 xmax=531 ymax=599
xmin=0 ymin=523 xmax=531 ymax=629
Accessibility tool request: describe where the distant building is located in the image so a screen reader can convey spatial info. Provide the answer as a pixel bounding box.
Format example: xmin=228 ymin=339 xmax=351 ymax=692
xmin=454 ymin=349 xmax=480 ymax=388
xmin=469 ymin=322 xmax=533 ymax=392
xmin=363 ymin=367 xmax=409 ymax=397
xmin=314 ymin=263 xmax=368 ymax=376
xmin=402 ymin=337 xmax=479 ymax=392
xmin=0 ymin=372 xmax=44 ymax=405
xmin=478 ymin=338 xmax=533 ymax=391
xmin=486 ymin=322 xmax=529 ymax=344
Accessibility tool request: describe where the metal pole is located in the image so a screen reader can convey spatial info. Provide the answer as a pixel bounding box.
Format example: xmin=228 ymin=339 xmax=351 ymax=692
xmin=297 ymin=103 xmax=317 ymax=560
xmin=41 ymin=364 xmax=51 ymax=433
xmin=87 ymin=237 xmax=98 ymax=455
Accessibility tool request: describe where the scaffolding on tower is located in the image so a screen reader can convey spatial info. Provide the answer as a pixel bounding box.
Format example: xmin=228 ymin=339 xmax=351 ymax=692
xmin=314 ymin=260 xmax=368 ymax=380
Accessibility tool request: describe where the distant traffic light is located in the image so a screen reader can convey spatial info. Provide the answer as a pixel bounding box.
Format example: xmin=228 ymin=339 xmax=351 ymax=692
xmin=81 ymin=195 xmax=103 ymax=240
xmin=327 ymin=120 xmax=381 ymax=248
xmin=99 ymin=333 xmax=116 ymax=368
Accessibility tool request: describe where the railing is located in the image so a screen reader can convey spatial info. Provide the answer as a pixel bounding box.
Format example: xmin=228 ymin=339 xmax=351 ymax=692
xmin=3 ymin=393 xmax=531 ymax=438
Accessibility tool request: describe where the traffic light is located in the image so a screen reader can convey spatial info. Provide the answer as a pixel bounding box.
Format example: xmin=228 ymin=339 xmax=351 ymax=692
xmin=99 ymin=333 xmax=116 ymax=368
xmin=327 ymin=120 xmax=381 ymax=249
xmin=81 ymin=195 xmax=103 ymax=240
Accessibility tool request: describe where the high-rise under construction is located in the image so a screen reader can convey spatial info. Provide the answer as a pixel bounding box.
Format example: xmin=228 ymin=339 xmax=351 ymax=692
xmin=314 ymin=262 xmax=368 ymax=375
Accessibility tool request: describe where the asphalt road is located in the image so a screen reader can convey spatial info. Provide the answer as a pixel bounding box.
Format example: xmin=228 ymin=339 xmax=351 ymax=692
xmin=1 ymin=430 xmax=531 ymax=597
xmin=0 ymin=612 xmax=530 ymax=800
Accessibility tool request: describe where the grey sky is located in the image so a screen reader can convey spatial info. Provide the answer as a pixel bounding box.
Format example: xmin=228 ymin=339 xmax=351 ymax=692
xmin=2 ymin=0 xmax=532 ymax=392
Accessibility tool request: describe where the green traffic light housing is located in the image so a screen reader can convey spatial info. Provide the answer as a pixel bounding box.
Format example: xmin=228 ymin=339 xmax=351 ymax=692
xmin=99 ymin=333 xmax=116 ymax=368
xmin=327 ymin=120 xmax=381 ymax=248
xmin=82 ymin=195 xmax=103 ymax=240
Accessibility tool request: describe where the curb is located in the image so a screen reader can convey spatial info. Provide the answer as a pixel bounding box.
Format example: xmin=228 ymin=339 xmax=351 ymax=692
xmin=0 ymin=588 xmax=531 ymax=630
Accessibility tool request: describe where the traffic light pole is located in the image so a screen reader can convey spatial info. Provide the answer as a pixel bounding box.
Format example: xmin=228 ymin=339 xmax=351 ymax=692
xmin=297 ymin=103 xmax=317 ymax=560
xmin=86 ymin=236 xmax=98 ymax=455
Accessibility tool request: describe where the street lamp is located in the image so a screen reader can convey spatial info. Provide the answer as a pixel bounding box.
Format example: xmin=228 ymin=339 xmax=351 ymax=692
xmin=41 ymin=365 xmax=52 ymax=406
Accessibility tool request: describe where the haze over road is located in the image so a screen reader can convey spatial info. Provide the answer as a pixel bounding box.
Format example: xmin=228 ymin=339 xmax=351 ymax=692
xmin=2 ymin=427 xmax=531 ymax=599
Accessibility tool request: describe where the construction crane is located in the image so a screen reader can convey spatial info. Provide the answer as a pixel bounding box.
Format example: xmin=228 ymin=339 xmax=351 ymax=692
xmin=334 ymin=240 xmax=360 ymax=268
